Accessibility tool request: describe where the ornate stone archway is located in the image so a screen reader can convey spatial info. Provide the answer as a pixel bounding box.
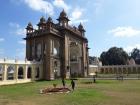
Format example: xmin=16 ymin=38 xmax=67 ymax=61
xmin=69 ymin=41 xmax=82 ymax=77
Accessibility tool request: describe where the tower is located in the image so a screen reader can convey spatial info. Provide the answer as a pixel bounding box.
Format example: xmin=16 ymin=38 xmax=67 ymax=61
xmin=78 ymin=23 xmax=85 ymax=36
xmin=25 ymin=10 xmax=89 ymax=80
xmin=26 ymin=22 xmax=33 ymax=35
xmin=57 ymin=9 xmax=69 ymax=27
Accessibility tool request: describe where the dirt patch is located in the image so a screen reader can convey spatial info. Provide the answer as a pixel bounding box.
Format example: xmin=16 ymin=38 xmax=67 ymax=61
xmin=40 ymin=87 xmax=71 ymax=94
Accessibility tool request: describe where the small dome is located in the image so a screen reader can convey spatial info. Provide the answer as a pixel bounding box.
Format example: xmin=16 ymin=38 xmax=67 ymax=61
xmin=78 ymin=23 xmax=85 ymax=32
xmin=78 ymin=23 xmax=84 ymax=29
xmin=60 ymin=9 xmax=67 ymax=18
xmin=39 ymin=16 xmax=46 ymax=24
xmin=57 ymin=9 xmax=70 ymax=22
xmin=26 ymin=22 xmax=33 ymax=29
xmin=47 ymin=16 xmax=53 ymax=23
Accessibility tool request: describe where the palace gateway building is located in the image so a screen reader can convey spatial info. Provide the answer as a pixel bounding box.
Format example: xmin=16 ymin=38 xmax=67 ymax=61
xmin=25 ymin=10 xmax=89 ymax=80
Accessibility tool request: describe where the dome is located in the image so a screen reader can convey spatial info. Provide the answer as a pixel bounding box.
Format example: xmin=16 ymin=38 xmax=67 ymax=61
xmin=57 ymin=9 xmax=70 ymax=22
xmin=60 ymin=9 xmax=67 ymax=18
xmin=39 ymin=16 xmax=46 ymax=24
xmin=78 ymin=23 xmax=83 ymax=29
xmin=26 ymin=22 xmax=33 ymax=29
xmin=47 ymin=16 xmax=53 ymax=23
xmin=78 ymin=23 xmax=85 ymax=32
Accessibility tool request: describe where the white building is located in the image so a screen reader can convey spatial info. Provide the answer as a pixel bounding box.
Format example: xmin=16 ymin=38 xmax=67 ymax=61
xmin=0 ymin=58 xmax=42 ymax=85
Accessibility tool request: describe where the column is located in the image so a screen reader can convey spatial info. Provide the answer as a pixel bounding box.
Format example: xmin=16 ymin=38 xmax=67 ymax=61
xmin=64 ymin=36 xmax=69 ymax=79
xmin=1 ymin=64 xmax=4 ymax=81
xmin=136 ymin=66 xmax=139 ymax=79
xmin=82 ymin=42 xmax=86 ymax=77
xmin=15 ymin=64 xmax=18 ymax=81
xmin=31 ymin=64 xmax=35 ymax=81
xmin=23 ymin=65 xmax=27 ymax=79
xmin=3 ymin=64 xmax=7 ymax=81
xmin=50 ymin=40 xmax=54 ymax=80
xmin=39 ymin=64 xmax=43 ymax=79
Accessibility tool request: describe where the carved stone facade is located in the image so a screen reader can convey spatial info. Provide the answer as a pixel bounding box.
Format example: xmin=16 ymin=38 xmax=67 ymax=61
xmin=25 ymin=10 xmax=89 ymax=80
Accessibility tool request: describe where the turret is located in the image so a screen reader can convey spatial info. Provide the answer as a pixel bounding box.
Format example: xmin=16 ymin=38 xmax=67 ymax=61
xmin=78 ymin=23 xmax=85 ymax=36
xmin=57 ymin=9 xmax=70 ymax=27
xmin=26 ymin=22 xmax=33 ymax=35
xmin=46 ymin=16 xmax=53 ymax=30
xmin=37 ymin=16 xmax=46 ymax=30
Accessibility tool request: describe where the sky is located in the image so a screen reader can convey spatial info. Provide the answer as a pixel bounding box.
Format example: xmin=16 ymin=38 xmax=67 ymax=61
xmin=0 ymin=0 xmax=140 ymax=60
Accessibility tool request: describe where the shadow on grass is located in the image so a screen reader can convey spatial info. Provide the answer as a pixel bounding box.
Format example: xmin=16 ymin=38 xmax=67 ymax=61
xmin=80 ymin=80 xmax=117 ymax=84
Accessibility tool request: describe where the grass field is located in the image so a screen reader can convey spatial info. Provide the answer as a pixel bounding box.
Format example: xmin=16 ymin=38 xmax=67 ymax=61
xmin=0 ymin=79 xmax=140 ymax=105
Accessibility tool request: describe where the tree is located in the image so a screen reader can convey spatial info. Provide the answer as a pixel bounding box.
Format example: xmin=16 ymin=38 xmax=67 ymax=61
xmin=100 ymin=52 xmax=108 ymax=65
xmin=89 ymin=56 xmax=98 ymax=64
xmin=100 ymin=47 xmax=128 ymax=65
xmin=130 ymin=48 xmax=140 ymax=64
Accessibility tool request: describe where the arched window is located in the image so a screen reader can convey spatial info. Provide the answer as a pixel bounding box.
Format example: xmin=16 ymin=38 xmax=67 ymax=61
xmin=128 ymin=67 xmax=131 ymax=74
xmin=35 ymin=67 xmax=40 ymax=78
xmin=132 ymin=67 xmax=136 ymax=74
xmin=0 ymin=65 xmax=3 ymax=80
xmin=123 ymin=68 xmax=126 ymax=74
xmin=109 ymin=68 xmax=112 ymax=74
xmin=18 ymin=67 xmax=24 ymax=79
xmin=53 ymin=48 xmax=57 ymax=55
xmin=53 ymin=41 xmax=60 ymax=56
xmin=100 ymin=68 xmax=104 ymax=74
xmin=138 ymin=67 xmax=140 ymax=73
xmin=7 ymin=65 xmax=14 ymax=80
xmin=27 ymin=67 xmax=32 ymax=79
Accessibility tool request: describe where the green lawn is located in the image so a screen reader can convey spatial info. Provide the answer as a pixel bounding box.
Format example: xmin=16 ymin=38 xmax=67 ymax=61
xmin=0 ymin=79 xmax=140 ymax=105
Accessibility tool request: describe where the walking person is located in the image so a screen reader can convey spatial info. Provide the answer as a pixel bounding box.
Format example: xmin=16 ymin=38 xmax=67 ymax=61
xmin=62 ymin=78 xmax=66 ymax=88
xmin=71 ymin=79 xmax=75 ymax=91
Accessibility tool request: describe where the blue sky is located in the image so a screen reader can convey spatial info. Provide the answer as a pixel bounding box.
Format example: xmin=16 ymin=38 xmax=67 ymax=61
xmin=0 ymin=0 xmax=140 ymax=59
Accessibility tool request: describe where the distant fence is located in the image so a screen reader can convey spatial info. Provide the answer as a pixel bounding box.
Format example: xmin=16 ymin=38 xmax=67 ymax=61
xmin=89 ymin=65 xmax=140 ymax=79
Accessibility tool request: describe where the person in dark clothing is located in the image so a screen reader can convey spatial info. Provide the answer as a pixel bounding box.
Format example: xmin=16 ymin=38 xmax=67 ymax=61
xmin=62 ymin=78 xmax=66 ymax=88
xmin=71 ymin=79 xmax=75 ymax=91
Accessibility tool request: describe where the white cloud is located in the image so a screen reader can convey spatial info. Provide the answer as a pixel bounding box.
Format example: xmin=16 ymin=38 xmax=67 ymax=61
xmin=23 ymin=0 xmax=54 ymax=15
xmin=71 ymin=8 xmax=83 ymax=20
xmin=70 ymin=7 xmax=88 ymax=24
xmin=124 ymin=44 xmax=140 ymax=53
xmin=108 ymin=26 xmax=140 ymax=37
xmin=0 ymin=38 xmax=5 ymax=42
xmin=9 ymin=22 xmax=26 ymax=36
xmin=53 ymin=0 xmax=70 ymax=12
xmin=18 ymin=40 xmax=26 ymax=45
xmin=16 ymin=28 xmax=26 ymax=36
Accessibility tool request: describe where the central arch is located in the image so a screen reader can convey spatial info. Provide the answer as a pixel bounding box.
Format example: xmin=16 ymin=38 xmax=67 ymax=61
xmin=70 ymin=41 xmax=82 ymax=77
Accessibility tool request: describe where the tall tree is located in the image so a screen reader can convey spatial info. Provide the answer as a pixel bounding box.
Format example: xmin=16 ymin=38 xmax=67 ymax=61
xmin=100 ymin=47 xmax=128 ymax=65
xmin=130 ymin=48 xmax=140 ymax=64
xmin=89 ymin=56 xmax=98 ymax=64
